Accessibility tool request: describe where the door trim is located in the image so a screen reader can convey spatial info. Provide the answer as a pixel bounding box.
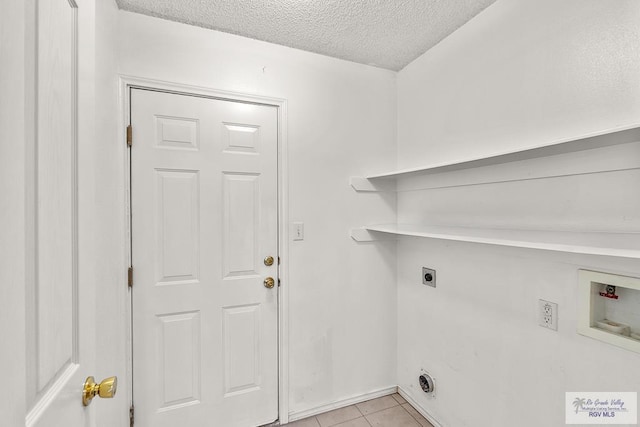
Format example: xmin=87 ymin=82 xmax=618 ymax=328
xmin=119 ymin=75 xmax=291 ymax=424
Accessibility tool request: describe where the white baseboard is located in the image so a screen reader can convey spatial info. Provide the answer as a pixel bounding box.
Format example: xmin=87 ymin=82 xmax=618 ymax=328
xmin=288 ymin=386 xmax=398 ymax=422
xmin=397 ymin=387 xmax=443 ymax=427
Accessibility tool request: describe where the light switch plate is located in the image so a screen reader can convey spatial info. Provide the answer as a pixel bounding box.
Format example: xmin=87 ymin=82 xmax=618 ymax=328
xmin=292 ymin=222 xmax=304 ymax=241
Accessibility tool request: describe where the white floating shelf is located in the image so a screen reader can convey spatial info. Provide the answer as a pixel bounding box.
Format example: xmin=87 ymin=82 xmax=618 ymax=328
xmin=351 ymin=124 xmax=640 ymax=191
xmin=351 ymin=224 xmax=640 ymax=259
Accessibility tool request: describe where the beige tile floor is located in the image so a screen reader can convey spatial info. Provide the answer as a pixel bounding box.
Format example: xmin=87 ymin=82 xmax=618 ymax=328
xmin=283 ymin=394 xmax=434 ymax=427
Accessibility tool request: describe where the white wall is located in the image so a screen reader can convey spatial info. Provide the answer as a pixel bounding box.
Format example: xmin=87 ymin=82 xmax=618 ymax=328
xmin=117 ymin=12 xmax=398 ymax=420
xmin=396 ymin=1 xmax=640 ymax=426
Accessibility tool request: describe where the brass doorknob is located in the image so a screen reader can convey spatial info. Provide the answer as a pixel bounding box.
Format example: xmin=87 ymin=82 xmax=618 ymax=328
xmin=83 ymin=376 xmax=117 ymax=406
xmin=264 ymin=256 xmax=274 ymax=266
xmin=264 ymin=277 xmax=275 ymax=289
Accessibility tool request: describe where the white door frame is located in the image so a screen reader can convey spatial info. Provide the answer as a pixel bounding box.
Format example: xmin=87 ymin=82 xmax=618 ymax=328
xmin=119 ymin=75 xmax=290 ymax=425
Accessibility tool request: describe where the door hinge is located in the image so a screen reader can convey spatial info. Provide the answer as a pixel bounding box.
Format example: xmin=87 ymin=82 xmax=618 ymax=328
xmin=126 ymin=125 xmax=133 ymax=147
xmin=129 ymin=405 xmax=134 ymax=427
xmin=128 ymin=266 xmax=133 ymax=288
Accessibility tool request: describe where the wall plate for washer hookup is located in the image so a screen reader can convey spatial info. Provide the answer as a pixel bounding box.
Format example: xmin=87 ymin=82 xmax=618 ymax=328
xmin=422 ymin=267 xmax=436 ymax=287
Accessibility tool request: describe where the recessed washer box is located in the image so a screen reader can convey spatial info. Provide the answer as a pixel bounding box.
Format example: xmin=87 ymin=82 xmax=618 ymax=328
xmin=578 ymin=269 xmax=640 ymax=353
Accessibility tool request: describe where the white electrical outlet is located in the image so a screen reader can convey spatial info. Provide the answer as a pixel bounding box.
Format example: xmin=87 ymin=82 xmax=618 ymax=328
xmin=538 ymin=299 xmax=558 ymax=331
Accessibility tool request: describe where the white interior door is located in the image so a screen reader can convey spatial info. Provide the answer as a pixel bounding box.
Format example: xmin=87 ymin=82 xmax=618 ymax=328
xmin=131 ymin=89 xmax=279 ymax=427
xmin=25 ymin=1 xmax=95 ymax=426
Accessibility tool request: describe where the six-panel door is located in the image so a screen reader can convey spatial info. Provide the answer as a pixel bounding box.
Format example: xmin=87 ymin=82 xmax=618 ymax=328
xmin=131 ymin=89 xmax=279 ymax=427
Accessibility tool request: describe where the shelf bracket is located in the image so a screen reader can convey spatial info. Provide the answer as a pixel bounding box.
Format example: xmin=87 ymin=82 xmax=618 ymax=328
xmin=349 ymin=176 xmax=395 ymax=192
xmin=350 ymin=227 xmax=396 ymax=242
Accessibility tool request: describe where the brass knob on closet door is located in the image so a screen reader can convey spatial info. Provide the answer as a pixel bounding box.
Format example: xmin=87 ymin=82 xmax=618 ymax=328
xmin=264 ymin=256 xmax=274 ymax=266
xmin=82 ymin=376 xmax=117 ymax=406
xmin=264 ymin=277 xmax=275 ymax=289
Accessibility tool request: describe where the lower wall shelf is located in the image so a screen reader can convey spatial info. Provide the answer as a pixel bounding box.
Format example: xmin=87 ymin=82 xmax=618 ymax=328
xmin=350 ymin=224 xmax=640 ymax=259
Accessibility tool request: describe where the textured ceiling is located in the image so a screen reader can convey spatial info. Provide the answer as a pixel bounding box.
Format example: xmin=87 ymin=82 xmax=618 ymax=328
xmin=115 ymin=0 xmax=497 ymax=71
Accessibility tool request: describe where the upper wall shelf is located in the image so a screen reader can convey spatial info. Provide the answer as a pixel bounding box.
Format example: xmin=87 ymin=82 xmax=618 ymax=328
xmin=351 ymin=224 xmax=640 ymax=259
xmin=350 ymin=124 xmax=640 ymax=191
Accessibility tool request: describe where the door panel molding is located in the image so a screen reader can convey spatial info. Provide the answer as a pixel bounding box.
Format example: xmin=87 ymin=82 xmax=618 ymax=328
xmin=120 ymin=75 xmax=291 ymax=424
xmin=26 ymin=0 xmax=79 ymax=423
